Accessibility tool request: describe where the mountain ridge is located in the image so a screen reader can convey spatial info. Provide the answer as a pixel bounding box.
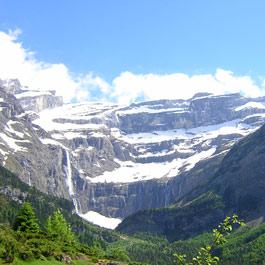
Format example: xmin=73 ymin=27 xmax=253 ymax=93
xmin=1 ymin=78 xmax=265 ymax=228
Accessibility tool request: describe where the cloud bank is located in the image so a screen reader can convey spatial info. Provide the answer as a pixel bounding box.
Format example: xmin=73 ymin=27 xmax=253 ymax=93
xmin=0 ymin=29 xmax=265 ymax=104
xmin=111 ymin=70 xmax=265 ymax=104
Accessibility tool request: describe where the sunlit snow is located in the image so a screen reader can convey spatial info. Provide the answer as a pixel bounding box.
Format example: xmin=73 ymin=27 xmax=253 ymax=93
xmin=235 ymin=102 xmax=265 ymax=111
xmin=0 ymin=132 xmax=28 ymax=152
xmin=86 ymin=148 xmax=216 ymax=183
xmin=79 ymin=211 xmax=122 ymax=229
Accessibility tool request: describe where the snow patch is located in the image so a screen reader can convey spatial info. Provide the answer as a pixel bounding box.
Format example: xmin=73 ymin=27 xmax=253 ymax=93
xmin=117 ymin=105 xmax=188 ymax=115
xmin=0 ymin=133 xmax=28 ymax=152
xmin=79 ymin=211 xmax=122 ymax=230
xmin=235 ymin=102 xmax=265 ymax=111
xmin=87 ymin=148 xmax=216 ymax=183
xmin=40 ymin=138 xmax=67 ymax=149
xmin=119 ymin=120 xmax=253 ymax=144
xmin=64 ymin=132 xmax=87 ymax=140
xmin=6 ymin=120 xmax=24 ymax=138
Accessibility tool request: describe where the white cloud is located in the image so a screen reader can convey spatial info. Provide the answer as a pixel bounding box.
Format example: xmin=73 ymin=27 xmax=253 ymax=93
xmin=0 ymin=29 xmax=96 ymax=102
xmin=110 ymin=69 xmax=265 ymax=104
xmin=0 ymin=29 xmax=265 ymax=105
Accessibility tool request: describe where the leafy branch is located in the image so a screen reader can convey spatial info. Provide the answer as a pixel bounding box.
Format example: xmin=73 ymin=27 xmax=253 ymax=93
xmin=174 ymin=214 xmax=245 ymax=265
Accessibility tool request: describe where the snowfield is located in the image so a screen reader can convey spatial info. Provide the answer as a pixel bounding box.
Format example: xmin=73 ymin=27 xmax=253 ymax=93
xmin=32 ymin=100 xmax=260 ymax=186
xmin=85 ymin=148 xmax=216 ymax=183
xmin=79 ymin=211 xmax=122 ymax=230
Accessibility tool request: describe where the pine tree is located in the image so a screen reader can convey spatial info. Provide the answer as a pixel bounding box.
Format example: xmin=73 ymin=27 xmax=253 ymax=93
xmin=46 ymin=209 xmax=75 ymax=244
xmin=13 ymin=202 xmax=40 ymax=234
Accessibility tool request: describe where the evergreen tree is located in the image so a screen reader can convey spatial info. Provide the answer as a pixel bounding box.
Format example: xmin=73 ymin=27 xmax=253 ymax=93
xmin=13 ymin=202 xmax=40 ymax=234
xmin=46 ymin=209 xmax=75 ymax=244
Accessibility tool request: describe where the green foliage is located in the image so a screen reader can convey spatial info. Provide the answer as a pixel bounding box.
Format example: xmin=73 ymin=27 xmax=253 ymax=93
xmin=105 ymin=245 xmax=130 ymax=262
xmin=0 ymin=203 xmax=133 ymax=264
xmin=0 ymin=225 xmax=18 ymax=263
xmin=46 ymin=209 xmax=75 ymax=244
xmin=13 ymin=203 xmax=40 ymax=234
xmin=174 ymin=215 xmax=245 ymax=265
xmin=2 ymin=165 xmax=265 ymax=265
xmin=0 ymin=165 xmax=120 ymax=248
xmin=117 ymin=192 xmax=225 ymax=242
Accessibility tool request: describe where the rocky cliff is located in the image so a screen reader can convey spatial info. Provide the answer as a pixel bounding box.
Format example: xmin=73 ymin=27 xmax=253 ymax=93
xmin=117 ymin=122 xmax=265 ymax=240
xmin=1 ymin=78 xmax=265 ymax=228
xmin=0 ymin=81 xmax=70 ymax=199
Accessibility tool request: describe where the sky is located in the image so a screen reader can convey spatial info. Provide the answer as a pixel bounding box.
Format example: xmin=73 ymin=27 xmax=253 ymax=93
xmin=1 ymin=0 xmax=265 ymax=103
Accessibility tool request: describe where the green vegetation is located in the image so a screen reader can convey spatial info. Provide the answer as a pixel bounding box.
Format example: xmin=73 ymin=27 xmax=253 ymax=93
xmin=174 ymin=215 xmax=245 ymax=265
xmin=170 ymin=222 xmax=265 ymax=265
xmin=13 ymin=203 xmax=40 ymax=234
xmin=2 ymin=165 xmax=265 ymax=264
xmin=0 ymin=202 xmax=132 ymax=264
xmin=117 ymin=192 xmax=225 ymax=242
xmin=0 ymin=165 xmax=120 ymax=247
xmin=46 ymin=210 xmax=75 ymax=244
xmin=0 ymin=166 xmax=149 ymax=264
xmin=108 ymin=218 xmax=265 ymax=265
xmin=1 ymin=203 xmax=79 ymax=263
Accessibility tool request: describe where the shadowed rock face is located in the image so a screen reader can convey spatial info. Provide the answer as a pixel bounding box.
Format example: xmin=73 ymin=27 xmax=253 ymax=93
xmin=1 ymin=78 xmax=265 ymax=221
xmin=210 ymin=124 xmax=265 ymax=220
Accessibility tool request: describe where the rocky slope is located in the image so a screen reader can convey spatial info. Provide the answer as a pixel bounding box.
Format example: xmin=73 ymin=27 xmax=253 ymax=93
xmin=1 ymin=78 xmax=265 ymax=228
xmin=0 ymin=80 xmax=71 ymax=199
xmin=117 ymin=122 xmax=265 ymax=240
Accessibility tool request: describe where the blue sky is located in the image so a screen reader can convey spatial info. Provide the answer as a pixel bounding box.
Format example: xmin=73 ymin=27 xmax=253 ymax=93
xmin=1 ymin=1 xmax=265 ymax=103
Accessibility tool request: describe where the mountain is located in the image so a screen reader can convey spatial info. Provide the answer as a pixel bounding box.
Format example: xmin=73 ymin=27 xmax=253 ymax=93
xmin=117 ymin=122 xmax=265 ymax=241
xmin=1 ymin=78 xmax=265 ymax=228
xmin=0 ymin=80 xmax=71 ymax=200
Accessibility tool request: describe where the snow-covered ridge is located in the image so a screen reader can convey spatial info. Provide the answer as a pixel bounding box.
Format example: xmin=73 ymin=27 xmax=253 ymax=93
xmin=32 ymin=93 xmax=265 ymax=186
xmin=33 ymin=102 xmax=119 ymax=132
xmin=15 ymin=90 xmax=54 ymax=99
xmin=235 ymin=101 xmax=265 ymax=112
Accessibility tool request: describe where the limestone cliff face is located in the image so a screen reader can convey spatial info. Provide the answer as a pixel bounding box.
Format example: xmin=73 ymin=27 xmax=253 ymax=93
xmin=0 ymin=79 xmax=23 ymax=94
xmin=0 ymin=84 xmax=69 ymax=199
xmin=71 ymin=95 xmax=265 ymax=218
xmin=117 ymin=123 xmax=265 ymax=240
xmin=1 ymin=79 xmax=265 ymax=222
xmin=76 ymin=150 xmax=224 ymax=218
xmin=18 ymin=92 xmax=63 ymax=112
xmin=117 ymin=94 xmax=264 ymax=133
xmin=0 ymin=78 xmax=63 ymax=113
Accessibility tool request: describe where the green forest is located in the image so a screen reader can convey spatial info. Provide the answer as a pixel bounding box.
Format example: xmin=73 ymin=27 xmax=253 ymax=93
xmin=1 ymin=161 xmax=265 ymax=265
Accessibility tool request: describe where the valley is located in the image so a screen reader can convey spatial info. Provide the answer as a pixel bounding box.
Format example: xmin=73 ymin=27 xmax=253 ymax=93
xmin=1 ymin=79 xmax=265 ymax=264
